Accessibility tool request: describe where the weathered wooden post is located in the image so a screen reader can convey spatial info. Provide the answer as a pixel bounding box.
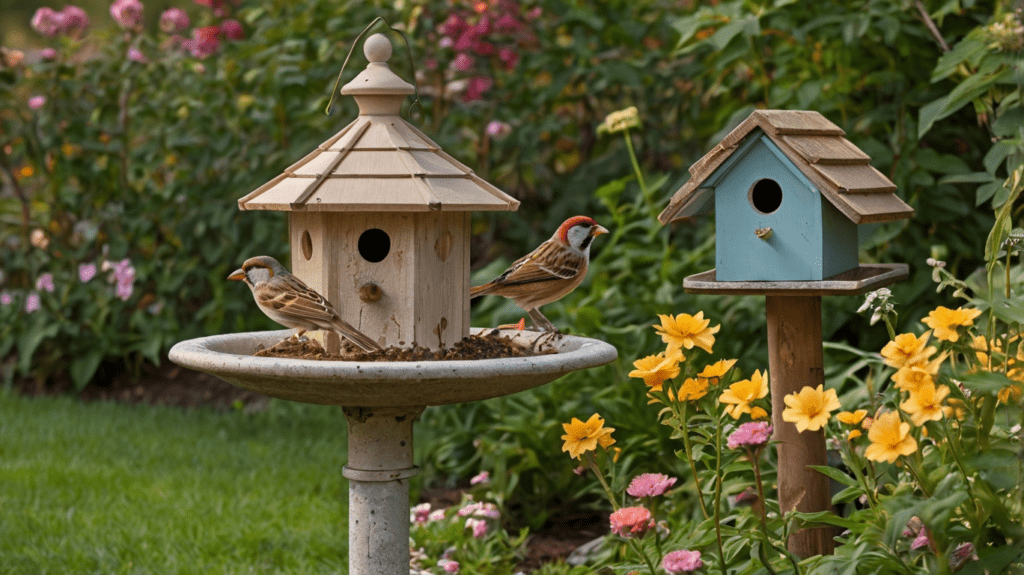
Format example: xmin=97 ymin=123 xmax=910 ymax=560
xmin=658 ymin=110 xmax=914 ymax=557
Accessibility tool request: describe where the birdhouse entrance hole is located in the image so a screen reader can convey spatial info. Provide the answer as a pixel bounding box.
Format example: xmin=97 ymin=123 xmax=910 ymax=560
xmin=749 ymin=178 xmax=783 ymax=214
xmin=358 ymin=228 xmax=391 ymax=263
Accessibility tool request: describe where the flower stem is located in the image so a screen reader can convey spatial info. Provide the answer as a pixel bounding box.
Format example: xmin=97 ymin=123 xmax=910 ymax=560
xmin=679 ymin=402 xmax=711 ymax=519
xmin=586 ymin=453 xmax=620 ymax=511
xmin=902 ymin=456 xmax=932 ymax=498
xmin=713 ymin=413 xmax=727 ymax=572
xmin=750 ymin=453 xmax=780 ymax=575
xmin=622 ymin=130 xmax=655 ymax=218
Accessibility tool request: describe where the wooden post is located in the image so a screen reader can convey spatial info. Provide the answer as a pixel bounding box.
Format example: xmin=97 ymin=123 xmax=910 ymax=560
xmin=766 ymin=295 xmax=835 ymax=558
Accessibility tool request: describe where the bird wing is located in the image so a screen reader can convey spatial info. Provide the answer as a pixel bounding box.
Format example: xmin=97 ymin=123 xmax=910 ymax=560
xmin=481 ymin=240 xmax=585 ymax=288
xmin=256 ymin=274 xmax=337 ymax=326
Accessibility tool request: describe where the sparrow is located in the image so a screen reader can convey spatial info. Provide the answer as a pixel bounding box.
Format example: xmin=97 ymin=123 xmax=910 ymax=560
xmin=227 ymin=255 xmax=383 ymax=353
xmin=470 ymin=216 xmax=608 ymax=333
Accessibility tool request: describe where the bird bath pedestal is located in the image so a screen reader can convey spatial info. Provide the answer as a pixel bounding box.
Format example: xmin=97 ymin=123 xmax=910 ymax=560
xmin=169 ymin=328 xmax=616 ymax=575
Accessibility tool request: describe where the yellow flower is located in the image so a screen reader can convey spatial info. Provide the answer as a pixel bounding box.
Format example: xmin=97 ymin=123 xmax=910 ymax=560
xmin=678 ymin=377 xmax=708 ymax=401
xmin=881 ymin=332 xmax=936 ymax=370
xmin=628 ymin=351 xmax=683 ymax=391
xmin=892 ymin=353 xmax=945 ymax=394
xmin=947 ymin=398 xmax=967 ymax=421
xmin=646 ymin=386 xmax=676 ymax=405
xmin=971 ymin=335 xmax=1002 ymax=365
xmin=836 ymin=410 xmax=867 ymax=425
xmin=922 ymin=307 xmax=982 ymax=342
xmin=899 ymin=382 xmax=952 ymax=426
xmin=864 ymin=411 xmax=917 ymax=464
xmin=561 ymin=414 xmax=615 ymax=460
xmin=719 ymin=370 xmax=769 ymax=419
xmin=654 ymin=312 xmax=720 ymax=354
xmin=696 ymin=359 xmax=738 ymax=386
xmin=998 ymin=384 xmax=1022 ymax=404
xmin=847 ymin=429 xmax=862 ymax=440
xmin=750 ymin=406 xmax=768 ymax=420
xmin=781 ymin=385 xmax=841 ymax=433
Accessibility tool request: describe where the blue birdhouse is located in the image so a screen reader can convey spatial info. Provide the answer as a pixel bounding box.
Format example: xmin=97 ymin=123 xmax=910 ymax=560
xmin=659 ymin=110 xmax=914 ymax=282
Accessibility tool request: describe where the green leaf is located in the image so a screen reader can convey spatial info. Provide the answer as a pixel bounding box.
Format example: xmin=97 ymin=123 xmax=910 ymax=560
xmin=939 ymin=172 xmax=996 ymax=185
xmin=808 ymin=465 xmax=857 ymax=488
xmin=957 ymin=369 xmax=1018 ymax=395
xmin=931 ymin=33 xmax=988 ymax=82
xmin=789 ymin=510 xmax=861 ymax=531
xmin=918 ymin=67 xmax=1011 ymax=138
xmin=70 ymin=350 xmax=105 ymax=390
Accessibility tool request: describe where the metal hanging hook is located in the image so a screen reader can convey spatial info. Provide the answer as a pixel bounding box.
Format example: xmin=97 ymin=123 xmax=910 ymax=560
xmin=325 ymin=17 xmax=423 ymax=122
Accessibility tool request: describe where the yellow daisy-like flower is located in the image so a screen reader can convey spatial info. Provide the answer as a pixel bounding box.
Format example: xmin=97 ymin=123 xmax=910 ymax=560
xmin=998 ymin=384 xmax=1022 ymax=404
xmin=864 ymin=411 xmax=918 ymax=464
xmin=881 ymin=332 xmax=936 ymax=370
xmin=847 ymin=429 xmax=862 ymax=440
xmin=628 ymin=351 xmax=683 ymax=391
xmin=750 ymin=406 xmax=769 ymax=420
xmin=921 ymin=306 xmax=982 ymax=343
xmin=646 ymin=387 xmax=677 ymax=405
xmin=561 ymin=414 xmax=615 ymax=460
xmin=653 ymin=312 xmax=720 ymax=354
xmin=781 ymin=385 xmax=841 ymax=433
xmin=719 ymin=370 xmax=769 ymax=419
xmin=970 ymin=335 xmax=1003 ymax=366
xmin=836 ymin=409 xmax=868 ymax=425
xmin=892 ymin=353 xmax=945 ymax=394
xmin=678 ymin=377 xmax=708 ymax=401
xmin=696 ymin=359 xmax=738 ymax=385
xmin=899 ymin=382 xmax=952 ymax=426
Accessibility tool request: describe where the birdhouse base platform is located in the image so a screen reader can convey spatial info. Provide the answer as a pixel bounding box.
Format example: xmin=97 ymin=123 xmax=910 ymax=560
xmin=682 ymin=263 xmax=908 ymax=296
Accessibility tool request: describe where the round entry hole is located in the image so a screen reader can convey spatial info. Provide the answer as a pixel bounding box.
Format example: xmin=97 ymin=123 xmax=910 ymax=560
xmin=749 ymin=178 xmax=783 ymax=214
xmin=358 ymin=228 xmax=391 ymax=263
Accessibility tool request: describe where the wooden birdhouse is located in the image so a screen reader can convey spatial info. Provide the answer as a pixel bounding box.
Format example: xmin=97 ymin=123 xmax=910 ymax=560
xmin=236 ymin=33 xmax=519 ymax=352
xmin=659 ymin=110 xmax=914 ymax=281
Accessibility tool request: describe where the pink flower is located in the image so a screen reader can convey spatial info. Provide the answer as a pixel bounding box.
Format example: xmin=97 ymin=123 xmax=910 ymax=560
xmin=31 ymin=8 xmax=64 ymax=37
xmin=28 ymin=96 xmax=46 ymax=110
xmin=494 ymin=14 xmax=522 ymax=32
xmin=127 ymin=48 xmax=147 ymax=63
xmin=439 ymin=14 xmax=467 ymax=36
xmin=911 ymin=528 xmax=931 ymax=550
xmin=609 ymin=506 xmax=654 ymax=538
xmin=498 ymin=47 xmax=518 ymax=70
xmin=411 ymin=502 xmax=431 ymax=524
xmin=950 ymin=542 xmax=977 ymax=571
xmin=470 ymin=470 xmax=490 ymax=485
xmin=437 ymin=558 xmax=459 ymax=573
xmin=221 ymin=19 xmax=244 ymax=40
xmin=78 ymin=263 xmax=96 ymax=283
xmin=453 ymin=53 xmax=474 ymax=71
xmin=662 ymin=549 xmax=703 ymax=573
xmin=465 ymin=517 xmax=488 ymax=538
xmin=114 ymin=258 xmax=135 ymax=301
xmin=527 ymin=7 xmax=542 ymax=19
xmin=41 ymin=48 xmax=58 ymax=60
xmin=110 ymin=0 xmax=143 ymax=30
xmin=25 ymin=292 xmax=41 ymax=313
xmin=486 ymin=121 xmax=511 ymax=139
xmin=464 ymin=76 xmax=492 ymax=101
xmin=438 ymin=37 xmax=453 ymax=49
xmin=454 ymin=30 xmax=479 ymax=52
xmin=474 ymin=41 xmax=495 ymax=56
xmin=1 ymin=292 xmax=12 ymax=306
xmin=627 ymin=473 xmax=678 ymax=498
xmin=727 ymin=421 xmax=773 ymax=450
xmin=185 ymin=26 xmax=221 ymax=58
xmin=60 ymin=6 xmax=90 ymax=35
xmin=35 ymin=273 xmax=55 ymax=293
xmin=427 ymin=509 xmax=446 ymax=522
xmin=159 ymin=8 xmax=189 ymax=33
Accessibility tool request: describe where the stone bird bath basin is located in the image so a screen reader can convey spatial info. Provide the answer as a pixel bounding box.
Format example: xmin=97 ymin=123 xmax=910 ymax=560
xmin=170 ymin=328 xmax=617 ymax=575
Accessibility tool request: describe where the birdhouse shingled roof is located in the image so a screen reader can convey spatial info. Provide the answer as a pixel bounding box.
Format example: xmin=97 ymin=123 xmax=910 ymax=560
xmin=658 ymin=110 xmax=914 ymax=225
xmin=237 ymin=34 xmax=519 ymax=213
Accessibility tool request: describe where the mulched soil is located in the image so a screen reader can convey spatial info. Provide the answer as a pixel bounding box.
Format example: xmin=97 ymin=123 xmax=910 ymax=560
xmin=254 ymin=330 xmax=555 ymax=361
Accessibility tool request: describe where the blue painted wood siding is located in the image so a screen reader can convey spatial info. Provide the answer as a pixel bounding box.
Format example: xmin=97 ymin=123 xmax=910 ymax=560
xmin=710 ymin=134 xmax=858 ymax=281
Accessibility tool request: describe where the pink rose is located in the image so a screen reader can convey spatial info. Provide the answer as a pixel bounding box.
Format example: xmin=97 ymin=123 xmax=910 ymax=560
xmin=185 ymin=26 xmax=221 ymax=58
xmin=28 ymin=95 xmax=46 ymax=110
xmin=626 ymin=473 xmax=678 ymax=498
xmin=609 ymin=506 xmax=654 ymax=538
xmin=60 ymin=6 xmax=90 ymax=35
xmin=662 ymin=549 xmax=703 ymax=573
xmin=110 ymin=0 xmax=143 ymax=30
xmin=221 ymin=19 xmax=244 ymax=40
xmin=31 ymin=8 xmax=65 ymax=37
xmin=159 ymin=8 xmax=189 ymax=33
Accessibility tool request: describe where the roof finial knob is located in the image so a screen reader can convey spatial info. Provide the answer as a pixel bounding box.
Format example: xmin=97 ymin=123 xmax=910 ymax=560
xmin=364 ymin=33 xmax=392 ymax=64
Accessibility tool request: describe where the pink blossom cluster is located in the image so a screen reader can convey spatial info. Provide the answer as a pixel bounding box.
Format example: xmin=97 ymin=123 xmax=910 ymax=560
xmin=469 ymin=470 xmax=490 ymax=485
xmin=411 ymin=502 xmax=431 ymax=524
xmin=110 ymin=0 xmax=143 ymax=30
xmin=464 ymin=517 xmax=487 ymax=538
xmin=159 ymin=8 xmax=190 ymax=33
xmin=626 ymin=473 xmax=677 ymax=498
xmin=102 ymin=258 xmax=136 ymax=301
xmin=29 ymin=96 xmax=47 ymax=110
xmin=727 ymin=421 xmax=773 ymax=450
xmin=437 ymin=558 xmax=459 ymax=573
xmin=662 ymin=549 xmax=703 ymax=573
xmin=0 ymin=291 xmax=12 ymax=307
xmin=456 ymin=500 xmax=500 ymax=519
xmin=36 ymin=273 xmax=56 ymax=293
xmin=31 ymin=6 xmax=90 ymax=37
xmin=194 ymin=0 xmax=240 ymax=18
xmin=436 ymin=0 xmax=538 ymax=102
xmin=609 ymin=506 xmax=654 ymax=538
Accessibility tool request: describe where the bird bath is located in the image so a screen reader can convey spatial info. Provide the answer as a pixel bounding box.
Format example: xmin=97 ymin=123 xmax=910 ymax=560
xmin=169 ymin=328 xmax=617 ymax=575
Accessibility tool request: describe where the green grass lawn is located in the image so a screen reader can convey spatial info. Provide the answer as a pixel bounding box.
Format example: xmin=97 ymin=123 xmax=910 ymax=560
xmin=0 ymin=391 xmax=351 ymax=574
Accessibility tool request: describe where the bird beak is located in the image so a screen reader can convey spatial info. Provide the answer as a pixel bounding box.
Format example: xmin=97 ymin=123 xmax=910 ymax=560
xmin=227 ymin=268 xmax=245 ymax=281
xmin=593 ymin=225 xmax=609 ymax=236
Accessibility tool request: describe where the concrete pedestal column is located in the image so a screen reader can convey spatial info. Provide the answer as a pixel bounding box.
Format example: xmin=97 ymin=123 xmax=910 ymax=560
xmin=343 ymin=406 xmax=424 ymax=575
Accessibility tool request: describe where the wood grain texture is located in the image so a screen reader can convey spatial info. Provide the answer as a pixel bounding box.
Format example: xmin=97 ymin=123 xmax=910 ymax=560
xmin=682 ymin=263 xmax=909 ymax=295
xmin=766 ymin=295 xmax=836 ymax=558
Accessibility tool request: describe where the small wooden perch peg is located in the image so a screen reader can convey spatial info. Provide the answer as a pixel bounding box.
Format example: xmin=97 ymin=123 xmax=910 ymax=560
xmin=755 ymin=227 xmax=773 ymax=240
xmin=359 ymin=282 xmax=383 ymax=303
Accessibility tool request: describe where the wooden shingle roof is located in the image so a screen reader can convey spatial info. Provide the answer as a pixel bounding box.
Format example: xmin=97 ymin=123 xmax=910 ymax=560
xmin=238 ymin=34 xmax=519 ymax=213
xmin=658 ymin=110 xmax=914 ymax=225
